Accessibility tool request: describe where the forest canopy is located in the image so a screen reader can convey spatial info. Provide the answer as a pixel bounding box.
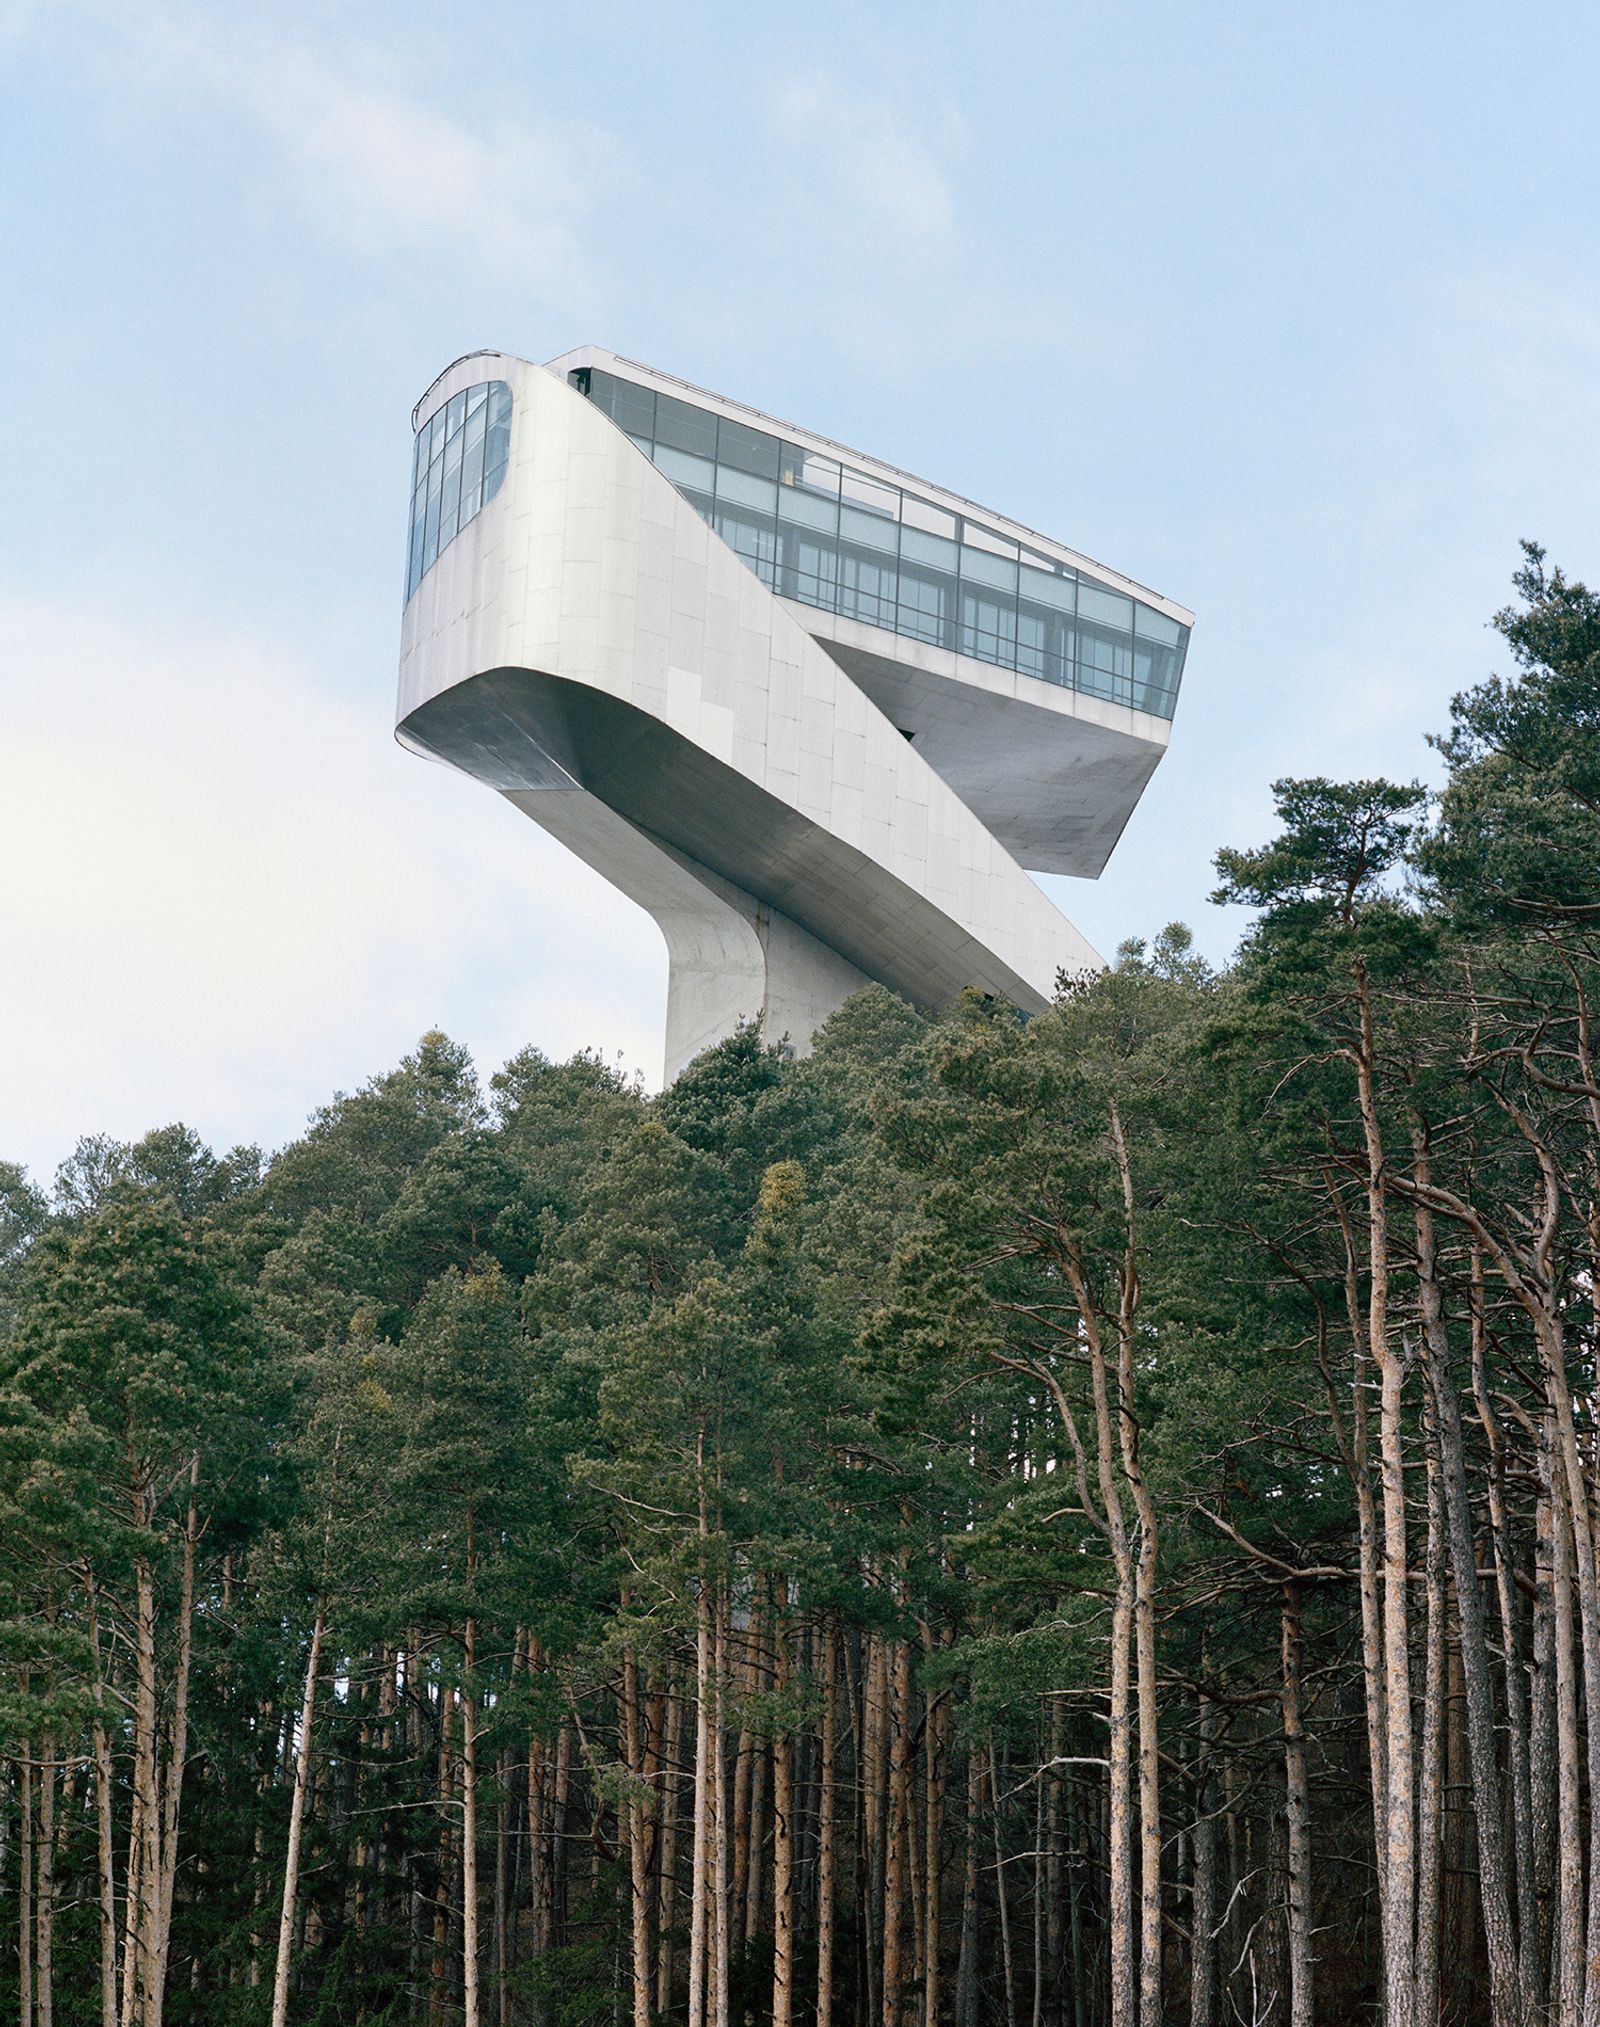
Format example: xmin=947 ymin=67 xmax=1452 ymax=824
xmin=4 ymin=545 xmax=1600 ymax=2027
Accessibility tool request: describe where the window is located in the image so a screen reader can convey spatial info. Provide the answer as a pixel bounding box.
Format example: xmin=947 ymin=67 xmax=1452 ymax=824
xmin=405 ymin=380 xmax=512 ymax=601
xmin=567 ymin=367 xmax=1190 ymax=719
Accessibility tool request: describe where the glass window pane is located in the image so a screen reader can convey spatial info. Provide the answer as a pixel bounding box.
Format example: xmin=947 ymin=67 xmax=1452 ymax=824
xmin=654 ymin=392 xmax=717 ymax=458
xmin=960 ymin=544 xmax=1018 ymax=592
xmin=1079 ymin=581 xmax=1133 ymax=630
xmin=778 ymin=527 xmax=840 ymax=612
xmin=1017 ymin=606 xmax=1073 ymax=686
xmin=900 ymin=527 xmax=958 ymax=572
xmin=901 ymin=496 xmax=957 ymax=540
xmin=1019 ymin=563 xmax=1075 ymax=613
xmin=841 ymin=469 xmax=899 ymax=519
xmin=715 ymin=466 xmax=777 ymax=513
xmin=461 ymin=427 xmax=486 ymax=503
xmin=717 ymin=416 xmax=781 ymax=480
xmin=610 ymin=377 xmax=656 ymax=441
xmin=961 ymin=520 xmax=1017 ymax=559
xmin=484 ymin=392 xmax=511 ymax=478
xmin=839 ymin=556 xmax=898 ymax=628
xmin=405 ymin=380 xmax=513 ymax=600
xmin=898 ymin=561 xmax=955 ymax=647
xmin=554 ymin=361 xmax=1184 ymax=698
xmin=1134 ymin=602 xmax=1182 ymax=646
xmin=778 ymin=485 xmax=838 ymax=533
xmin=654 ymin=442 xmax=716 ymax=493
xmin=780 ymin=447 xmax=840 ymax=501
xmin=715 ymin=507 xmax=779 ymax=587
xmin=840 ymin=503 xmax=899 ymax=554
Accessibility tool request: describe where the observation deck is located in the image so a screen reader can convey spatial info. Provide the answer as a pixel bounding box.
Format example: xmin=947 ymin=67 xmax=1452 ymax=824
xmin=396 ymin=348 xmax=1192 ymax=1078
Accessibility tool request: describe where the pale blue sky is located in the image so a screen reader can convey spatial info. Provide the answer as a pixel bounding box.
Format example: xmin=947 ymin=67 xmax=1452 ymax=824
xmin=5 ymin=0 xmax=1600 ymax=1182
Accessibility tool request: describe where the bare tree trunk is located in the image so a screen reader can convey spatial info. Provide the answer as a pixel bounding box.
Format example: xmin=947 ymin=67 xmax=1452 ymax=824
xmin=551 ymin=1721 xmax=571 ymax=1954
xmin=1532 ymin=1467 xmax=1558 ymax=1991
xmin=864 ymin=1629 xmax=888 ymax=2027
xmin=1551 ymin=1428 xmax=1584 ymax=2026
xmin=713 ymin=1583 xmax=731 ymax=2027
xmin=496 ymin=1742 xmax=511 ymax=2027
xmin=35 ymin=1738 xmax=54 ymax=2027
xmin=988 ymin=1752 xmax=1017 ymax=2027
xmin=772 ymin=1609 xmax=794 ymax=2027
xmin=1065 ymin=1772 xmax=1088 ymax=2027
xmin=1104 ymin=1483 xmax=1136 ymax=2027
xmin=657 ymin=1684 xmax=682 ymax=2018
xmin=623 ymin=1638 xmax=652 ymax=2027
xmin=93 ymin=1703 xmax=118 ymax=2027
xmin=1190 ymin=1694 xmax=1217 ymax=2027
xmin=151 ymin=1458 xmax=200 ymax=2022
xmin=462 ymin=1620 xmax=482 ymax=2027
xmin=1096 ymin=1107 xmax=1164 ymax=2027
xmin=818 ymin=1623 xmax=840 ymax=2027
xmin=883 ymin=1632 xmax=911 ymax=2027
xmin=270 ymin=1605 xmax=325 ymax=2027
xmin=1281 ymin=1590 xmax=1313 ymax=2027
xmin=1032 ymin=1752 xmax=1046 ymax=2027
xmin=1469 ymin=1259 xmax=1541 ymax=2011
xmin=924 ymin=1681 xmax=944 ymax=2027
xmin=689 ymin=1570 xmax=713 ymax=2027
xmin=1411 ymin=1173 xmax=1533 ymax=2025
xmin=1350 ymin=983 xmax=1416 ymax=2027
xmin=130 ymin=1553 xmax=160 ymax=2027
xmin=526 ymin=1642 xmax=550 ymax=2000
xmin=1414 ymin=1431 xmax=1446 ymax=2027
xmin=20 ymin=1747 xmax=34 ymax=2027
xmin=431 ymin=1686 xmax=457 ymax=2027
xmin=955 ymin=1749 xmax=981 ymax=2027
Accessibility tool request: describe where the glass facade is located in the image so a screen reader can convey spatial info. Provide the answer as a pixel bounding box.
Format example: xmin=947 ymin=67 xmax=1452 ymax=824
xmin=572 ymin=367 xmax=1187 ymax=720
xmin=405 ymin=381 xmax=513 ymax=601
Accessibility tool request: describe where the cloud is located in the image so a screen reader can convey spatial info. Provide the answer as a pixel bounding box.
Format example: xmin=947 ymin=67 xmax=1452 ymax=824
xmin=773 ymin=73 xmax=959 ymax=246
xmin=760 ymin=69 xmax=1075 ymax=376
xmin=0 ymin=586 xmax=664 ymax=1186
xmin=62 ymin=4 xmax=621 ymax=282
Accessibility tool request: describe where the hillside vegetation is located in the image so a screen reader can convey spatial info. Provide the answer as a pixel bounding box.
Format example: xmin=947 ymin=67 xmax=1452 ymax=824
xmin=5 ymin=547 xmax=1600 ymax=2026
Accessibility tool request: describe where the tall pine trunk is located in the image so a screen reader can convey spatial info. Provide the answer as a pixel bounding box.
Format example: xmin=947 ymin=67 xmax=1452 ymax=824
xmin=1281 ymin=1588 xmax=1313 ymax=2027
xmin=462 ymin=1618 xmax=482 ymax=2027
xmin=772 ymin=1609 xmax=794 ymax=2027
xmin=270 ymin=1604 xmax=325 ymax=2027
xmin=817 ymin=1623 xmax=839 ymax=2027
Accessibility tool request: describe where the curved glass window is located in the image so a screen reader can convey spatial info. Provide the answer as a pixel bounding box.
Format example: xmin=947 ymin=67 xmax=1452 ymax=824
xmin=571 ymin=367 xmax=1187 ymax=720
xmin=405 ymin=381 xmax=512 ymax=601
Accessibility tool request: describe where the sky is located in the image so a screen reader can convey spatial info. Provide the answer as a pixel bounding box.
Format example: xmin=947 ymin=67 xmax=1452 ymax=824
xmin=4 ymin=0 xmax=1600 ymax=1187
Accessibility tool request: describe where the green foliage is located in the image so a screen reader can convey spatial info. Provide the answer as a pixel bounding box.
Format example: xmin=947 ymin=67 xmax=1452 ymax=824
xmin=6 ymin=547 xmax=1599 ymax=2025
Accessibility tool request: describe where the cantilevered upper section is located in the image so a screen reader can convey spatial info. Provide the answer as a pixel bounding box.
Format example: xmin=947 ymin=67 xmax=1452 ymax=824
xmin=396 ymin=348 xmax=1193 ymax=1079
xmin=545 ymin=346 xmax=1191 ymax=879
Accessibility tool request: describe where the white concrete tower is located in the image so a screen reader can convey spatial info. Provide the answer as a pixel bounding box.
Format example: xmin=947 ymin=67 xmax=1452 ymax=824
xmin=396 ymin=349 xmax=1192 ymax=1081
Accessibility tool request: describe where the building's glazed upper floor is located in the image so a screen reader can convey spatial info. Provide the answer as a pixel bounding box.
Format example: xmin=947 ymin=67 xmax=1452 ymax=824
xmin=563 ymin=360 xmax=1190 ymax=721
xmin=405 ymin=379 xmax=512 ymax=600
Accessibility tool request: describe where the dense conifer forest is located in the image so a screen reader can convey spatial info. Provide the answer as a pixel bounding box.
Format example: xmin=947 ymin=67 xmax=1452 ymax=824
xmin=4 ymin=546 xmax=1600 ymax=2025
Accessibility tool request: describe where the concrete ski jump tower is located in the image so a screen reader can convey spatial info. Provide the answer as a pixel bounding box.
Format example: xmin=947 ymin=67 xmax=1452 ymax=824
xmin=396 ymin=348 xmax=1191 ymax=1081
